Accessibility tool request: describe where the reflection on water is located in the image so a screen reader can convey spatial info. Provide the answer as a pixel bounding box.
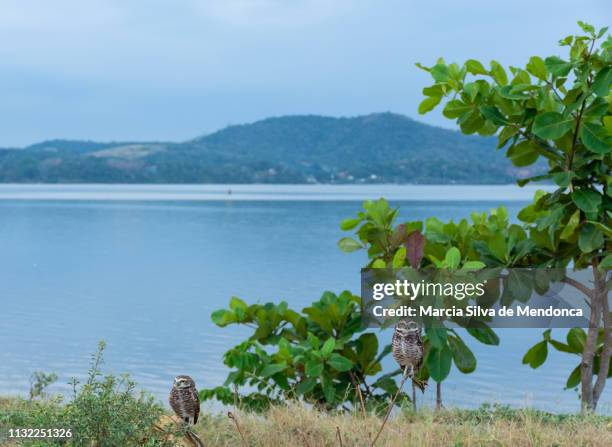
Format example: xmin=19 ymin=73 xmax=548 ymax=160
xmin=0 ymin=185 xmax=608 ymax=414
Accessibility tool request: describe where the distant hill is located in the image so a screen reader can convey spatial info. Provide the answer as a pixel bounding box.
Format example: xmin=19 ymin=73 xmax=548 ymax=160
xmin=0 ymin=113 xmax=540 ymax=184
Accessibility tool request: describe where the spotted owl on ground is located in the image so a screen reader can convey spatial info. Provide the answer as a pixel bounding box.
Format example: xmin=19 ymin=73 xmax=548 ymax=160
xmin=392 ymin=320 xmax=426 ymax=391
xmin=169 ymin=375 xmax=200 ymax=426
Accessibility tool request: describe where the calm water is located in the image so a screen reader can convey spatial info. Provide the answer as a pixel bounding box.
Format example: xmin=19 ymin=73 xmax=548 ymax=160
xmin=0 ymin=184 xmax=608 ymax=414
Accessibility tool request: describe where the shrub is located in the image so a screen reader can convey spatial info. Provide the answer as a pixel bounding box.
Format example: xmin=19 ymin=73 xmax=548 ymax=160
xmin=201 ymin=291 xmax=409 ymax=413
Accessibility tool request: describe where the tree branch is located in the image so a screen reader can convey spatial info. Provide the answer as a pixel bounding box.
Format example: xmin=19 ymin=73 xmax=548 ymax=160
xmin=562 ymin=276 xmax=593 ymax=299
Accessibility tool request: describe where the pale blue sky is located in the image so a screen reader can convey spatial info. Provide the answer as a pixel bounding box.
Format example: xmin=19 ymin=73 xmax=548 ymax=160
xmin=1 ymin=0 xmax=610 ymax=146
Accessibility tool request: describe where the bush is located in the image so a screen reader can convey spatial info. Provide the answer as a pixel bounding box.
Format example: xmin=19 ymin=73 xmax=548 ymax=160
xmin=0 ymin=341 xmax=179 ymax=447
xmin=201 ymin=291 xmax=410 ymax=413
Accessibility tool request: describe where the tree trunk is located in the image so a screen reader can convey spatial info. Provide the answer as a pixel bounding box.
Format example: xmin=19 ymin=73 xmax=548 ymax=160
xmin=592 ymin=264 xmax=611 ymax=410
xmin=435 ymin=382 xmax=442 ymax=411
xmin=580 ymin=263 xmax=607 ymax=413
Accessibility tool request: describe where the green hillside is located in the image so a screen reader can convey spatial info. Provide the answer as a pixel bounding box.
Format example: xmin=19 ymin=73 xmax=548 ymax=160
xmin=0 ymin=113 xmax=540 ymax=184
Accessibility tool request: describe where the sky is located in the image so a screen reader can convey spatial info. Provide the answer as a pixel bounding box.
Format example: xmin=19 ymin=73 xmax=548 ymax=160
xmin=1 ymin=0 xmax=610 ymax=147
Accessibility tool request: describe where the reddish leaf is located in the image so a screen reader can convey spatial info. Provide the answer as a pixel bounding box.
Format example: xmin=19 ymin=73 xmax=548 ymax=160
xmin=405 ymin=231 xmax=425 ymax=268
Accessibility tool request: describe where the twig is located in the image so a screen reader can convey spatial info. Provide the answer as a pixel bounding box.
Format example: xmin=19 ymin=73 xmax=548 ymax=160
xmin=349 ymin=371 xmax=367 ymax=418
xmin=336 ymin=426 xmax=344 ymax=447
xmin=227 ymin=411 xmax=248 ymax=447
xmin=370 ymin=366 xmax=409 ymax=447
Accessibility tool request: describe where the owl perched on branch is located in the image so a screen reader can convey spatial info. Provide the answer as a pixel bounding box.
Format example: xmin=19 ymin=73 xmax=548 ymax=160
xmin=169 ymin=375 xmax=200 ymax=426
xmin=392 ymin=320 xmax=426 ymax=391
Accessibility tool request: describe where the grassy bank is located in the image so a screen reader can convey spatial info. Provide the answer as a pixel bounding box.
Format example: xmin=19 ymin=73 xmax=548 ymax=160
xmin=2 ymin=397 xmax=611 ymax=447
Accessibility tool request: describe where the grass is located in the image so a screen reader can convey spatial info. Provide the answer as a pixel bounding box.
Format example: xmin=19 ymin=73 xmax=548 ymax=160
xmin=3 ymin=397 xmax=610 ymax=447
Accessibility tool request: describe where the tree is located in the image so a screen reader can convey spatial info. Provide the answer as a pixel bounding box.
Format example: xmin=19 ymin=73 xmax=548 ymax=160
xmin=413 ymin=21 xmax=611 ymax=412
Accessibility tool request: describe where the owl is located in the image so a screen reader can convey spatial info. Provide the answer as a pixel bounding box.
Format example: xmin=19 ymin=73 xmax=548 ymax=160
xmin=392 ymin=320 xmax=426 ymax=391
xmin=169 ymin=375 xmax=200 ymax=426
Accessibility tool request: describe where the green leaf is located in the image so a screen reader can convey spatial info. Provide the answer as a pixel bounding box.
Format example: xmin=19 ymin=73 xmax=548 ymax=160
xmin=418 ymin=96 xmax=442 ymax=114
xmin=327 ymin=353 xmax=353 ymax=372
xmin=305 ymin=360 xmax=324 ymax=378
xmin=426 ymin=327 xmax=448 ymax=349
xmin=338 ymin=237 xmax=362 ymax=253
xmin=448 ymin=335 xmax=476 ymax=373
xmin=443 ymin=100 xmax=473 ymax=119
xmin=320 ymin=338 xmax=335 ymax=358
xmin=321 ymin=375 xmax=336 ymax=403
xmin=467 ymin=327 xmax=499 ymax=345
xmin=296 ymin=377 xmax=316 ymax=395
xmin=567 ymin=328 xmax=586 ymax=353
xmin=526 ymin=56 xmax=547 ymax=81
xmin=522 ymin=340 xmax=548 ymax=368
xmin=480 ymin=106 xmax=507 ymax=125
xmin=462 ymin=261 xmax=486 ymax=270
xmin=371 ymin=259 xmax=386 ymax=268
xmin=444 ymin=247 xmax=461 ymax=269
xmin=578 ymin=224 xmax=604 ymax=253
xmin=230 ymin=296 xmax=248 ymax=312
xmin=533 ymin=112 xmax=574 ymax=140
xmin=261 ymin=363 xmax=286 ymax=378
xmin=426 ymin=345 xmax=452 ymax=382
xmin=580 ymin=123 xmax=612 ymax=154
xmin=572 ymin=189 xmax=602 ymax=214
xmin=507 ymin=140 xmax=539 ymax=167
xmin=560 ymin=209 xmax=580 ymax=240
xmin=340 ymin=217 xmax=362 ymax=231
xmin=392 ymin=245 xmax=407 ymax=269
xmin=593 ymin=66 xmax=612 ymax=97
xmin=465 ymin=59 xmax=487 ymax=75
xmin=489 ymin=60 xmax=508 ymax=85
xmin=211 ymin=309 xmax=237 ymax=327
xmin=565 ymin=364 xmax=581 ymax=389
xmin=544 ymin=56 xmax=572 ymax=77
xmin=601 ymin=254 xmax=612 ymax=270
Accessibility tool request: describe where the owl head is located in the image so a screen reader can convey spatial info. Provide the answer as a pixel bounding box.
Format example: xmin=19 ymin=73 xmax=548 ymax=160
xmin=395 ymin=320 xmax=420 ymax=336
xmin=173 ymin=375 xmax=196 ymax=389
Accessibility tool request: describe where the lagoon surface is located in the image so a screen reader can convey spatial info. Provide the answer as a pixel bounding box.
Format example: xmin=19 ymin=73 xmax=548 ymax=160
xmin=0 ymin=184 xmax=609 ymax=414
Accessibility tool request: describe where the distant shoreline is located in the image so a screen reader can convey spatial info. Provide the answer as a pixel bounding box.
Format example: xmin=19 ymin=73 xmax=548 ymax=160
xmin=0 ymin=183 xmax=555 ymax=202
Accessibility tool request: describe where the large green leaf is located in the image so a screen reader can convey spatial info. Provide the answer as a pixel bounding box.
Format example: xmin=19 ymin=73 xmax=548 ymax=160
xmin=572 ymin=189 xmax=602 ymax=214
xmin=465 ymin=59 xmax=487 ymax=75
xmin=578 ymin=224 xmax=604 ymax=253
xmin=565 ymin=364 xmax=581 ymax=389
xmin=327 ymin=353 xmax=353 ymax=372
xmin=261 ymin=363 xmax=286 ymax=378
xmin=467 ymin=326 xmax=500 ymax=345
xmin=526 ymin=56 xmax=547 ymax=80
xmin=444 ymin=247 xmax=461 ymax=269
xmin=427 ymin=345 xmax=452 ymax=382
xmin=418 ymin=96 xmax=442 ymax=114
xmin=320 ymin=338 xmax=335 ymax=357
xmin=305 ymin=360 xmax=324 ymax=377
xmin=507 ymin=140 xmax=539 ymax=167
xmin=544 ymin=56 xmax=572 ymax=77
xmin=566 ymin=328 xmax=586 ymax=352
xmin=448 ymin=335 xmax=476 ymax=373
xmin=443 ymin=100 xmax=473 ymax=119
xmin=580 ymin=122 xmax=612 ymax=154
xmin=356 ymin=333 xmax=379 ymax=368
xmin=522 ymin=340 xmax=548 ymax=368
xmin=296 ymin=377 xmax=316 ymax=395
xmin=592 ymin=66 xmax=612 ymax=97
xmin=533 ymin=112 xmax=574 ymax=140
xmin=211 ymin=309 xmax=237 ymax=327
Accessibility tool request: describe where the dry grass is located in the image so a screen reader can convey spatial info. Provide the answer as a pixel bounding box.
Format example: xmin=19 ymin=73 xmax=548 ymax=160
xmin=2 ymin=398 xmax=611 ymax=447
xmin=193 ymin=403 xmax=612 ymax=447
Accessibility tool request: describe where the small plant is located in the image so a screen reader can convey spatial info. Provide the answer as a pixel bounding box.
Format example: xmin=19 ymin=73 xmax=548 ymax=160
xmin=202 ymin=291 xmax=409 ymax=413
xmin=1 ymin=342 xmax=179 ymax=446
xmin=29 ymin=371 xmax=58 ymax=400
